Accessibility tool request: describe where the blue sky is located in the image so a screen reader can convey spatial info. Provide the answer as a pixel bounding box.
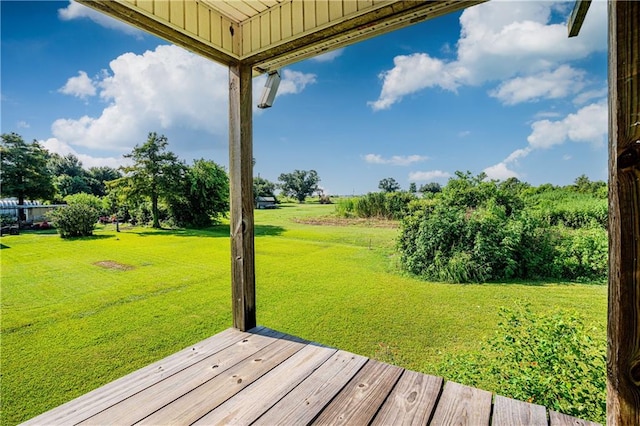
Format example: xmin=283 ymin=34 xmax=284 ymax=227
xmin=2 ymin=1 xmax=608 ymax=195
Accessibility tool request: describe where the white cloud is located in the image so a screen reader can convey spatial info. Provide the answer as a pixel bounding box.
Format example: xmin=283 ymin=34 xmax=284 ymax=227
xmin=278 ymin=69 xmax=317 ymax=95
xmin=458 ymin=130 xmax=471 ymax=138
xmin=53 ymin=45 xmax=228 ymax=151
xmin=41 ymin=138 xmax=125 ymax=169
xmin=17 ymin=120 xmax=30 ymax=129
xmin=59 ymin=71 xmax=96 ymax=99
xmin=408 ymin=170 xmax=452 ymax=182
xmin=484 ymin=100 xmax=607 ymax=179
xmin=364 ymin=154 xmax=428 ymax=166
xmin=489 ymin=65 xmax=585 ymax=105
xmin=53 ymin=45 xmax=315 ymax=155
xmin=573 ymin=87 xmax=608 ymax=105
xmin=527 ymin=101 xmax=607 ymax=149
xmin=58 ymin=1 xmax=143 ymax=37
xmin=368 ymin=53 xmax=458 ymax=110
xmin=369 ymin=1 xmax=607 ymax=109
xmin=311 ymin=48 xmax=345 ymax=62
xmin=483 ymin=162 xmax=519 ymax=180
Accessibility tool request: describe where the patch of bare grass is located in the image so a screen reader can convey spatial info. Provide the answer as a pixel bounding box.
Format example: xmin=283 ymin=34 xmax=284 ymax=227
xmin=93 ymin=260 xmax=135 ymax=271
xmin=293 ymin=216 xmax=398 ymax=228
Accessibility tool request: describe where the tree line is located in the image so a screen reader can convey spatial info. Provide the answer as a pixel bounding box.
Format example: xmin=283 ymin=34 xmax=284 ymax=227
xmin=0 ymin=132 xmax=229 ymax=234
xmin=1 ymin=131 xmax=326 ymax=236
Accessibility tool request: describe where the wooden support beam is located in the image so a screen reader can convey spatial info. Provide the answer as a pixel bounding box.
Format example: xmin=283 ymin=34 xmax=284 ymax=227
xmin=607 ymin=1 xmax=640 ymax=425
xmin=229 ymin=62 xmax=256 ymax=331
xmin=568 ymin=0 xmax=592 ymax=37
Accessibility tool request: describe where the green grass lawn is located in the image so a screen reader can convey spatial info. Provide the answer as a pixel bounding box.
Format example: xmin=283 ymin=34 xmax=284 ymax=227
xmin=0 ymin=203 xmax=607 ymax=425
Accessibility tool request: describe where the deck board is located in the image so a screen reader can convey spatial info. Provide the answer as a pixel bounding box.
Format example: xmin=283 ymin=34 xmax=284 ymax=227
xmin=426 ymin=380 xmax=493 ymax=425
xmin=23 ymin=327 xmax=602 ymax=426
xmin=311 ymin=359 xmax=404 ymax=425
xmin=492 ymin=394 xmax=547 ymax=426
xmin=253 ymin=350 xmax=368 ymax=425
xmin=195 ymin=344 xmax=336 ymax=424
xmin=371 ymin=369 xmax=443 ymax=425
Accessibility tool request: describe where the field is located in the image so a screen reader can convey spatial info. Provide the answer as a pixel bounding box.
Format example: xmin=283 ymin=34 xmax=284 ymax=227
xmin=0 ymin=203 xmax=607 ymax=425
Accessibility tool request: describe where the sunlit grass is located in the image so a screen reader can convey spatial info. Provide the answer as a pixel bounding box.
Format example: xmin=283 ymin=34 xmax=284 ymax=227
xmin=0 ymin=204 xmax=606 ymax=425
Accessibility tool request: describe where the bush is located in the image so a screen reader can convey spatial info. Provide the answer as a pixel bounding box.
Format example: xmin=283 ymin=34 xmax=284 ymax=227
xmin=398 ymin=173 xmax=608 ymax=283
xmin=434 ymin=304 xmax=606 ymax=424
xmin=47 ymin=203 xmax=99 ymax=238
xmin=336 ymin=192 xmax=416 ymax=220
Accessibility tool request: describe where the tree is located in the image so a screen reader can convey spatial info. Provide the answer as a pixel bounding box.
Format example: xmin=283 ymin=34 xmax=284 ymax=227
xmin=378 ymin=177 xmax=400 ymax=193
xmin=87 ymin=166 xmax=121 ymax=197
xmin=169 ymin=159 xmax=229 ymax=227
xmin=48 ymin=153 xmax=85 ymax=177
xmin=278 ymin=169 xmax=320 ymax=203
xmin=119 ymin=132 xmax=185 ymax=228
xmin=253 ymin=176 xmax=276 ymax=199
xmin=409 ymin=182 xmax=417 ymax=193
xmin=0 ymin=133 xmax=55 ymax=222
xmin=419 ymin=182 xmax=442 ymax=194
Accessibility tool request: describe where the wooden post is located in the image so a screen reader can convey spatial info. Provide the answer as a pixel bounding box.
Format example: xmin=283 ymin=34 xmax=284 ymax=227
xmin=608 ymin=1 xmax=640 ymax=425
xmin=229 ymin=62 xmax=256 ymax=331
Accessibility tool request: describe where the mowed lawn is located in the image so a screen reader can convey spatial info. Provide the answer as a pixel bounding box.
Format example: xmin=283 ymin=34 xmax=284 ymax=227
xmin=0 ymin=203 xmax=607 ymax=425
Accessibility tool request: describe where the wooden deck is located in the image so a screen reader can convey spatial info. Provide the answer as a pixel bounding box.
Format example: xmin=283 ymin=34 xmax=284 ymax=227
xmin=24 ymin=327 xmax=601 ymax=426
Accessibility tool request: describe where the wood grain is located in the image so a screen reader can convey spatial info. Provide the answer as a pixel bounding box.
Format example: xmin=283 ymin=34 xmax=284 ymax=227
xmin=492 ymin=394 xmax=547 ymax=426
xmin=312 ymin=359 xmax=403 ymax=425
xmin=429 ymin=381 xmax=492 ymax=425
xmin=607 ymin=1 xmax=640 ymax=425
xmin=80 ymin=329 xmax=285 ymax=425
xmin=22 ymin=327 xmax=250 ymax=425
xmin=550 ymin=410 xmax=601 ymax=426
xmin=136 ymin=336 xmax=305 ymax=425
xmin=229 ymin=62 xmax=256 ymax=331
xmin=194 ymin=344 xmax=337 ymax=424
xmin=371 ymin=370 xmax=443 ymax=425
xmin=254 ymin=350 xmax=368 ymax=425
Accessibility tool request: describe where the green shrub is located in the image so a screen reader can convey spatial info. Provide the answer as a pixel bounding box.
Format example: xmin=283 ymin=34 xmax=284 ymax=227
xmin=553 ymin=225 xmax=608 ymax=281
xmin=434 ymin=304 xmax=606 ymax=424
xmin=336 ymin=192 xmax=416 ymax=220
xmin=47 ymin=203 xmax=99 ymax=238
xmin=63 ymin=193 xmax=105 ymax=215
xmin=398 ymin=173 xmax=608 ymax=283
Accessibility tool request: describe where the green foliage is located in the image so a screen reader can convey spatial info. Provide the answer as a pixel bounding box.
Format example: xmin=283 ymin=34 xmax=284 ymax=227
xmin=47 ymin=194 xmax=102 ymax=238
xmin=0 ymin=133 xmax=55 ymax=218
xmin=278 ymin=169 xmax=320 ymax=203
xmin=86 ymin=166 xmax=122 ymax=197
xmin=336 ymin=192 xmax=416 ymax=220
xmin=253 ymin=176 xmax=277 ymax=199
xmin=526 ymin=190 xmax=608 ymax=229
xmin=119 ymin=132 xmax=186 ymax=228
xmin=378 ymin=177 xmax=401 ymax=193
xmin=419 ymin=182 xmax=442 ymax=194
xmin=169 ymin=159 xmax=229 ymax=227
xmin=553 ymin=225 xmax=608 ymax=281
xmin=399 ymin=172 xmax=608 ymax=283
xmin=434 ymin=304 xmax=605 ymax=424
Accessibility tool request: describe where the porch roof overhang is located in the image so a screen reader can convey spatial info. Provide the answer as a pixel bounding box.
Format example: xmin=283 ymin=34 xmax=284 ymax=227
xmin=76 ymin=0 xmax=485 ymax=73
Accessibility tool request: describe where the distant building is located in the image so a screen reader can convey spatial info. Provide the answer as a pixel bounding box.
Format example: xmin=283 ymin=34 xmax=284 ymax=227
xmin=0 ymin=198 xmax=56 ymax=222
xmin=255 ymin=196 xmax=277 ymax=209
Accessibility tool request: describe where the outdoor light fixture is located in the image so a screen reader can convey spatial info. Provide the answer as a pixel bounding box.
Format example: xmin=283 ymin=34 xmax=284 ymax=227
xmin=257 ymin=70 xmax=281 ymax=109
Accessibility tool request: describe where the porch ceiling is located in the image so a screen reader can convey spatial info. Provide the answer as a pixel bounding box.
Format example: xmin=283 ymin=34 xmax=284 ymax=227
xmin=76 ymin=0 xmax=484 ymax=73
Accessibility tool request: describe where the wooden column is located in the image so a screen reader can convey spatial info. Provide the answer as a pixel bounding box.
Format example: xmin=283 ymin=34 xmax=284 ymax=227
xmin=608 ymin=1 xmax=640 ymax=425
xmin=229 ymin=62 xmax=256 ymax=331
